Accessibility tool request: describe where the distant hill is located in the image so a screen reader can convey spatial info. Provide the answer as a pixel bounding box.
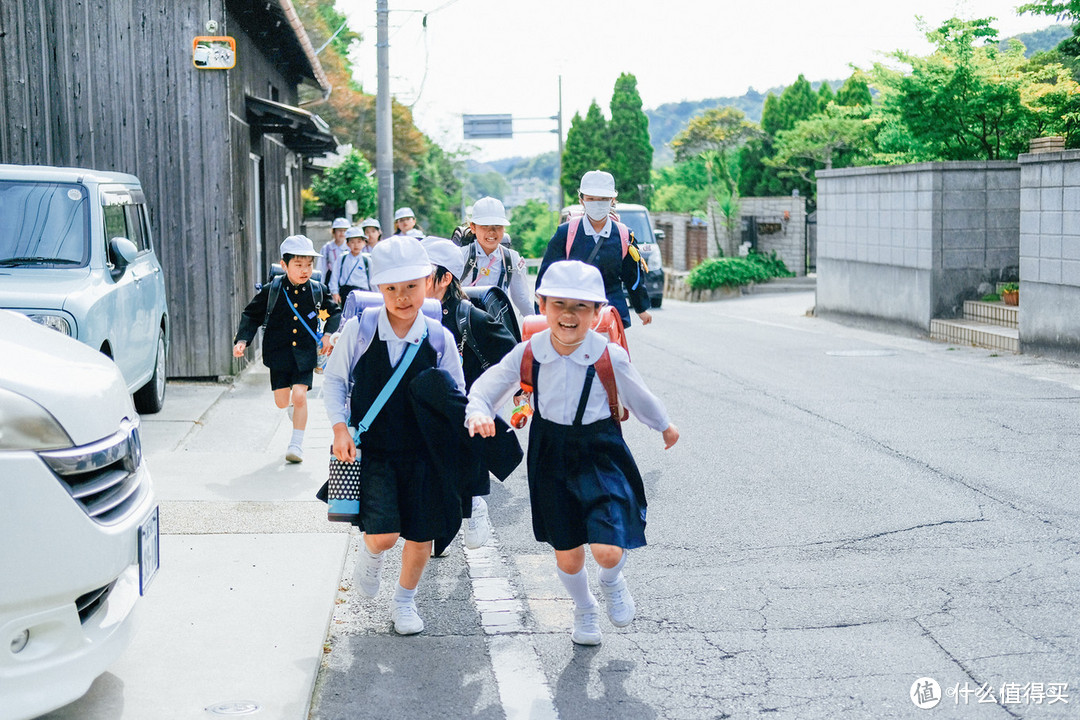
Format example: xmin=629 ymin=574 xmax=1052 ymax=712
xmin=1002 ymin=23 xmax=1071 ymax=55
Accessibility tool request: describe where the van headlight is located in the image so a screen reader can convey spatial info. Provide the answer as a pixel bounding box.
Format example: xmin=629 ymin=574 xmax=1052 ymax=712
xmin=26 ymin=314 xmax=72 ymax=336
xmin=0 ymin=387 xmax=72 ymax=451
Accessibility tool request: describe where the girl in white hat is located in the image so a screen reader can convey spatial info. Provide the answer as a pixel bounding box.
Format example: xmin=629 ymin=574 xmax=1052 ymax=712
xmin=322 ymin=236 xmax=465 ymax=635
xmin=466 ymin=260 xmax=679 ymax=646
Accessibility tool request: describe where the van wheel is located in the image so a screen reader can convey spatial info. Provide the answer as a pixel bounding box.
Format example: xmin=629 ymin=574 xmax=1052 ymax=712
xmin=650 ymin=295 xmax=663 ymax=308
xmin=134 ymin=329 xmax=167 ymax=414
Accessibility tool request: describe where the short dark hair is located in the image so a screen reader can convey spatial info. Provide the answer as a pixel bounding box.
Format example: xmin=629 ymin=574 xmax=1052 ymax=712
xmin=282 ymin=253 xmax=297 ymax=265
xmin=434 ymin=266 xmax=464 ymax=302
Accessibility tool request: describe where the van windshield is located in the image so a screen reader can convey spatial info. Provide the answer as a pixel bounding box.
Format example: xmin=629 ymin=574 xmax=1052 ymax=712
xmin=617 ymin=209 xmax=655 ymax=245
xmin=0 ymin=181 xmax=90 ymax=266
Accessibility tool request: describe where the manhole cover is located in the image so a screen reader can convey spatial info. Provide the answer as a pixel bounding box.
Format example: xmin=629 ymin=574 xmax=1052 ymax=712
xmin=825 ymin=349 xmax=897 ymax=357
xmin=206 ymin=702 xmax=261 ymax=716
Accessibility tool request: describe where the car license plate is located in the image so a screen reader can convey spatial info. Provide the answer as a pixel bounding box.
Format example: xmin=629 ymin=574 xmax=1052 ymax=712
xmin=138 ymin=506 xmax=160 ymax=595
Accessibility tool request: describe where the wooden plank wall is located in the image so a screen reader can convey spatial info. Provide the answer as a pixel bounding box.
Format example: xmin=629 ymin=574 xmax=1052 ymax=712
xmin=0 ymin=0 xmax=311 ymax=378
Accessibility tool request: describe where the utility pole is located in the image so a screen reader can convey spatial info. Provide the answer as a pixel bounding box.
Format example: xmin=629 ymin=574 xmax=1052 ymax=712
xmin=376 ymin=0 xmax=394 ymax=232
xmin=557 ymin=74 xmax=564 ymax=207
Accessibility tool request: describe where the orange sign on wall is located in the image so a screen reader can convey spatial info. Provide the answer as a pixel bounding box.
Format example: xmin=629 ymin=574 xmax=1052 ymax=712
xmin=192 ymin=36 xmax=236 ymax=70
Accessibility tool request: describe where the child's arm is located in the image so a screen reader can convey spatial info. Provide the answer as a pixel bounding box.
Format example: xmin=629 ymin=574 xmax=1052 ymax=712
xmin=233 ymin=287 xmax=270 ymax=355
xmin=608 ymin=345 xmax=678 ymax=447
xmin=465 ymin=342 xmax=528 ymax=433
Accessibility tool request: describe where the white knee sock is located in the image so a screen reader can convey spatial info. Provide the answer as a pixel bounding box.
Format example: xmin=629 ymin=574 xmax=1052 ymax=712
xmin=557 ymin=567 xmax=597 ymax=608
xmin=393 ymin=583 xmax=417 ymax=603
xmin=290 ymin=429 xmax=304 ymax=446
xmin=598 ymin=551 xmax=627 ymax=585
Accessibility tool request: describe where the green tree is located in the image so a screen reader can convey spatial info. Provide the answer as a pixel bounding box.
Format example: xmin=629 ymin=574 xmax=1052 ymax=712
xmin=817 ymin=82 xmax=836 ymax=111
xmin=650 ymin=160 xmax=710 ymax=213
xmin=309 ymin=149 xmax=378 ymax=217
xmin=760 ymin=92 xmax=784 ymax=136
xmin=836 ymin=72 xmax=873 ymax=106
xmin=769 ymin=104 xmax=874 ymax=183
xmin=778 ymin=74 xmax=819 ymax=132
xmin=872 ymin=17 xmax=1038 ymax=161
xmin=511 ymin=199 xmax=560 ymax=258
xmin=607 ymin=73 xmax=654 ymax=204
xmin=560 ymin=101 xmax=609 ymax=201
xmin=671 ymin=107 xmax=760 ymax=196
xmin=397 ymin=142 xmax=463 ymax=236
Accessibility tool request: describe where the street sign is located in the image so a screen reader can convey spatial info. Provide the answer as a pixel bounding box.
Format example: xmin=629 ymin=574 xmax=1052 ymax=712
xmin=463 ymin=114 xmax=513 ymax=139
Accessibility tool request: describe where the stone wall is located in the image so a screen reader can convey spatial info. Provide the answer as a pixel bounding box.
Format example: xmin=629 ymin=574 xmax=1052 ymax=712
xmin=816 ymin=162 xmax=1020 ymax=331
xmin=739 ymin=196 xmax=807 ymax=276
xmin=1018 ymin=150 xmax=1080 ymax=359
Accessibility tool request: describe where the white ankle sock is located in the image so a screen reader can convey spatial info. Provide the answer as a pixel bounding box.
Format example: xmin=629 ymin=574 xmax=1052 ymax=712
xmin=393 ymin=583 xmax=417 ymax=603
xmin=361 ymin=545 xmax=382 ymax=561
xmin=598 ymin=551 xmax=627 ymax=585
xmin=290 ymin=429 xmax=304 ymax=446
xmin=557 ymin=567 xmax=597 ymax=608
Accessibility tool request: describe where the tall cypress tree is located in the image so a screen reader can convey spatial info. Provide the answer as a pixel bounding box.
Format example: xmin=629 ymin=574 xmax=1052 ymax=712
xmin=836 ymin=73 xmax=873 ymax=107
xmin=560 ymin=101 xmax=609 ymax=202
xmin=761 ymin=92 xmax=784 ymax=136
xmin=779 ymin=74 xmax=818 ymax=132
xmin=817 ymin=82 xmax=836 ymax=111
xmin=607 ymin=72 xmax=654 ymax=204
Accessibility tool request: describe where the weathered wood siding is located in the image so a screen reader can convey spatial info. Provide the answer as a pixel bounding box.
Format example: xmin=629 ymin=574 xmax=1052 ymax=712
xmin=0 ymin=0 xmax=310 ymax=377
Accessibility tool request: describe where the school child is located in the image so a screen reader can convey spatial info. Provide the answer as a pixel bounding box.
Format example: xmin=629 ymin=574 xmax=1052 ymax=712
xmin=318 ymin=217 xmax=350 ymax=287
xmin=233 ymin=235 xmax=340 ymax=463
xmin=459 ymin=197 xmax=532 ymax=317
xmin=466 ymin=260 xmax=679 ymax=645
xmin=391 ymin=207 xmax=425 ymax=238
xmin=322 ymin=236 xmax=465 ymax=635
xmin=359 ymin=217 xmax=382 ymax=250
xmin=330 ymin=226 xmax=371 ymax=304
xmin=422 ymin=237 xmax=518 ymax=557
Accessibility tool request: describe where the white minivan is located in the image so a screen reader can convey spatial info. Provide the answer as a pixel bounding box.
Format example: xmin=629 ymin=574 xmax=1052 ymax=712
xmin=0 ymin=311 xmax=159 ymax=720
xmin=0 ymin=165 xmax=170 ymax=413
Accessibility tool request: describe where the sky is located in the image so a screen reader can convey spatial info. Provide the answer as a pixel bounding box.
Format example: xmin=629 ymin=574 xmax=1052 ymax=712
xmin=336 ymin=0 xmax=1059 ymax=163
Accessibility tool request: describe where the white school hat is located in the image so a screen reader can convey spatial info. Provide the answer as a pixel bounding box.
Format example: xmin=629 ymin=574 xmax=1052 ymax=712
xmin=332 ymin=217 xmax=350 ymax=229
xmin=345 ymin=226 xmax=364 ymax=239
xmin=578 ymin=170 xmax=618 ymax=198
xmin=421 ymin=237 xmax=465 ymax=279
xmin=535 ymin=260 xmax=607 ymax=304
xmin=369 ymin=235 xmax=432 ymax=285
xmin=471 ymin=196 xmax=510 ymax=226
xmin=394 ymin=207 xmax=415 ymax=221
xmin=359 ymin=217 xmax=381 ymax=230
xmin=279 ymin=234 xmax=321 ymax=258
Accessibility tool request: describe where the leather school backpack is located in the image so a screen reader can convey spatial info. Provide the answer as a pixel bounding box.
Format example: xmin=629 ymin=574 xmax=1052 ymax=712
xmin=463 ymin=285 xmax=521 ymax=342
xmin=258 ymin=265 xmax=326 ymax=330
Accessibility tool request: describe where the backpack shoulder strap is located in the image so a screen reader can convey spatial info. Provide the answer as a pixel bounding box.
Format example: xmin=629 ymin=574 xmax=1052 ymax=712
xmin=262 ymin=276 xmax=283 ymax=329
xmin=353 ymin=307 xmax=381 ymax=364
xmin=593 ymin=346 xmax=628 ymax=423
xmin=565 ymin=217 xmax=581 ymax=259
xmin=311 ymin=280 xmax=324 ymax=308
xmin=424 ymin=316 xmax=447 ymax=362
xmin=455 ymin=301 xmax=490 ymax=370
xmin=463 ymin=243 xmax=479 ymax=284
xmin=519 ymin=340 xmax=536 ymax=393
xmin=614 ymin=221 xmax=630 ymax=257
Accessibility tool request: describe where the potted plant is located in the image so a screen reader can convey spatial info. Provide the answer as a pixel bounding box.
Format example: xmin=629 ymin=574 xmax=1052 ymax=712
xmin=1000 ymin=282 xmax=1019 ymax=306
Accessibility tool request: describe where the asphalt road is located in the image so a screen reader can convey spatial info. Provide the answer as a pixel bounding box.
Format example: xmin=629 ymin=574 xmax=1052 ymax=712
xmin=311 ymin=291 xmax=1080 ymax=720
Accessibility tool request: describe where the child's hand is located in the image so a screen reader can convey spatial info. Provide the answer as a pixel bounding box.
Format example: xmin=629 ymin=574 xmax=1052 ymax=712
xmin=332 ymin=423 xmax=357 ymax=462
xmin=662 ymin=423 xmax=679 ymax=450
xmin=467 ymin=415 xmax=496 ymax=438
xmin=321 ymin=336 xmax=334 ymax=354
xmin=233 ymin=340 xmax=247 ymax=358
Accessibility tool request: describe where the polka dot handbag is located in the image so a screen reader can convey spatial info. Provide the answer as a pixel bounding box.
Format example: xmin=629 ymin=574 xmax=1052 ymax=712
xmin=327 ymin=455 xmax=362 ymax=522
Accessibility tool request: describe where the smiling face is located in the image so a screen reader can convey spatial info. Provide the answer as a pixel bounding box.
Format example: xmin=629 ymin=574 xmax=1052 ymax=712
xmin=538 ymin=295 xmax=601 ymax=354
xmin=281 ymin=255 xmax=314 ymax=285
xmin=378 ymin=275 xmax=432 ymax=334
xmin=470 ymin=223 xmax=506 ymax=254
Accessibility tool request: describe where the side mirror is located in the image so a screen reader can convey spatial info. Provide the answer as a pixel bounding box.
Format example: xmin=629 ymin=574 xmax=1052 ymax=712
xmin=653 ymin=228 xmax=665 ymax=241
xmin=109 ymin=237 xmax=139 ymax=273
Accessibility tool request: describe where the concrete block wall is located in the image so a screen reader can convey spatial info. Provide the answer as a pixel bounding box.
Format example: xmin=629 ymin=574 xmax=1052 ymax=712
xmin=739 ymin=196 xmax=807 ymax=276
xmin=1017 ymin=150 xmax=1080 ymax=358
xmin=816 ymin=162 xmax=1019 ymax=331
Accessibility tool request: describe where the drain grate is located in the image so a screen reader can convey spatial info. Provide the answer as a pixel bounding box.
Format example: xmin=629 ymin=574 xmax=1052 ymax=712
xmin=206 ymin=702 xmax=261 ymax=716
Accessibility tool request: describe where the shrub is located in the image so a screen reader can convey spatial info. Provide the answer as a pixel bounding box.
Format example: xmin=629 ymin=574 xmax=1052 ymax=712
xmin=687 ymin=257 xmax=772 ymax=290
xmin=745 ymin=249 xmax=794 ymax=278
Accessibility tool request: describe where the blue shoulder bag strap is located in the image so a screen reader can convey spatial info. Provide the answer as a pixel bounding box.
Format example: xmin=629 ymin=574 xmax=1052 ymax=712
xmin=286 ymin=291 xmax=323 ymax=345
xmin=351 ymin=327 xmax=427 ymax=444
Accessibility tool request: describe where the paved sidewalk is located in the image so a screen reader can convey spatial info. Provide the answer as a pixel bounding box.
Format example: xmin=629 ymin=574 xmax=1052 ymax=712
xmin=43 ymin=365 xmax=350 ymax=720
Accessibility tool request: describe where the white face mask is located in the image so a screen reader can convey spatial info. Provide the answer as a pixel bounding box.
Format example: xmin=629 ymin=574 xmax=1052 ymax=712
xmin=583 ymin=200 xmax=611 ymax=222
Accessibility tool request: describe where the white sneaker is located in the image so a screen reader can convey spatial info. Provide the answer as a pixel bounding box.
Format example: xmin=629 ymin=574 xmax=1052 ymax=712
xmin=464 ymin=496 xmax=490 ymax=549
xmin=571 ymin=604 xmax=603 ymax=646
xmin=285 ymin=444 xmax=303 ymax=463
xmin=353 ymin=549 xmax=383 ymax=597
xmin=600 ymin=573 xmax=636 ymax=627
xmin=391 ymin=599 xmax=424 ymax=635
